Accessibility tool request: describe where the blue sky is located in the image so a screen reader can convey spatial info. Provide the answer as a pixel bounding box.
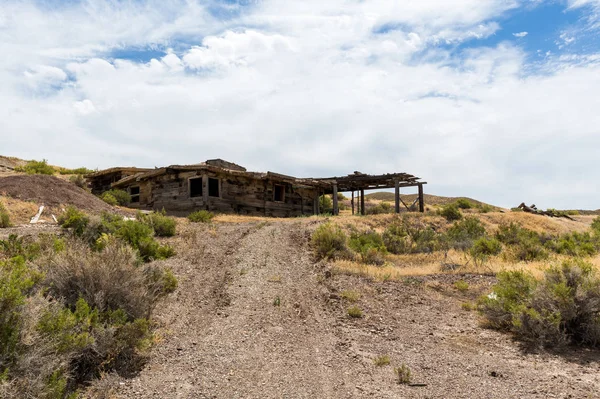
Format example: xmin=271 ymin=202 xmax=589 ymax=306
xmin=1 ymin=0 xmax=600 ymax=208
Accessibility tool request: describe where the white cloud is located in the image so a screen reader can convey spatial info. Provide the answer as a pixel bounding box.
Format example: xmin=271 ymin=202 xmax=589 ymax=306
xmin=1 ymin=0 xmax=600 ymax=209
xmin=513 ymin=31 xmax=528 ymax=38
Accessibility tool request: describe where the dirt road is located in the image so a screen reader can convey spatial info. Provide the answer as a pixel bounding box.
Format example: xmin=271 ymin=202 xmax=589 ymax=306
xmin=106 ymin=220 xmax=600 ymax=398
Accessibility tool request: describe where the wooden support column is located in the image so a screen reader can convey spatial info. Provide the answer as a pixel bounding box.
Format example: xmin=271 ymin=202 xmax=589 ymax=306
xmin=360 ymin=189 xmax=365 ymax=215
xmin=332 ymin=184 xmax=339 ymax=215
xmin=202 ymin=174 xmax=209 ymax=210
xmin=313 ymin=193 xmax=319 ymax=215
xmin=394 ymin=179 xmax=400 ymax=214
xmin=418 ymin=183 xmax=424 ymax=213
xmin=351 ymin=191 xmax=354 ymax=215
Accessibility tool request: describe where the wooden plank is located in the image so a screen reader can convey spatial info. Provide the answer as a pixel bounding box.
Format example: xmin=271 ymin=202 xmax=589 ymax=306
xmin=395 ymin=179 xmax=400 ymax=214
xmin=332 ymin=183 xmax=339 ymax=215
xmin=360 ymin=189 xmax=365 ymax=216
xmin=418 ymin=183 xmax=424 ymax=213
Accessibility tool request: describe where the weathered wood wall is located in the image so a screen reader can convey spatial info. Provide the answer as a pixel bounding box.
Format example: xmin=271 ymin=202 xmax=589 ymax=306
xmin=126 ymin=170 xmax=318 ymax=217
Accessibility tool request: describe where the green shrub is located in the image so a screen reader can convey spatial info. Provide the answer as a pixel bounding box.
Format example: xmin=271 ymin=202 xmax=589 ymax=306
xmin=439 ymin=204 xmax=462 ymax=221
xmin=138 ymin=211 xmax=177 ymax=237
xmin=188 ymin=210 xmax=214 ymax=223
xmin=311 ymin=223 xmax=347 ymax=260
xmin=347 ymin=305 xmax=363 ymax=318
xmin=446 ymin=217 xmax=486 ymax=250
xmin=101 ymin=189 xmax=130 ymax=206
xmin=0 ymin=257 xmax=42 ymax=365
xmin=453 ymin=280 xmax=469 ymax=292
xmin=349 ymin=231 xmax=387 ymax=265
xmin=57 ymin=206 xmax=90 ymax=237
xmin=373 ymin=355 xmax=390 ymax=366
xmin=394 ymin=364 xmax=411 ymax=384
xmin=319 ymin=195 xmax=333 ymax=214
xmin=382 ymin=224 xmax=411 ymax=254
xmin=69 ymin=174 xmax=87 ymax=189
xmin=545 ymin=232 xmax=599 ymax=257
xmin=115 ymin=220 xmax=174 ymax=261
xmin=479 ymin=261 xmax=600 ymax=348
xmin=0 ymin=203 xmax=11 ymax=228
xmin=59 ymin=167 xmax=94 ymax=175
xmin=477 ymin=204 xmax=494 ymax=213
xmin=470 ymin=237 xmax=502 ymax=259
xmin=383 ymin=220 xmax=440 ymax=254
xmin=510 ymin=207 xmax=523 ymax=212
xmin=14 ymin=159 xmax=55 ymax=175
xmin=495 ymin=223 xmax=548 ymax=261
xmin=101 ymin=192 xmax=118 ymax=206
xmin=365 ymin=202 xmax=393 ymax=215
xmin=455 ymin=199 xmax=473 ymax=209
xmin=591 ymin=216 xmax=600 ymax=233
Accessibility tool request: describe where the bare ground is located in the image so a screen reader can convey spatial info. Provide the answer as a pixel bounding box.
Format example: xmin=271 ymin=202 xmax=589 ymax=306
xmin=109 ymin=220 xmax=600 ymax=399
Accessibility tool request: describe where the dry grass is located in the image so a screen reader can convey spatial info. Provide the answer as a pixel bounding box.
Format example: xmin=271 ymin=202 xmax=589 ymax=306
xmin=333 ymin=251 xmax=600 ymax=281
xmin=0 ymin=196 xmax=39 ymax=224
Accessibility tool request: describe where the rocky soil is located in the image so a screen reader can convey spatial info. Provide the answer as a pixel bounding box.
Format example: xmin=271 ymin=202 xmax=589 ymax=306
xmin=108 ymin=220 xmax=600 ymax=399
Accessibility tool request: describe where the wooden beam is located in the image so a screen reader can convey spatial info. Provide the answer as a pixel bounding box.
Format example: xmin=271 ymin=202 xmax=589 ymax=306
xmin=394 ymin=179 xmax=400 ymax=214
xmin=332 ymin=183 xmax=339 ymax=215
xmin=360 ymin=189 xmax=365 ymax=215
xmin=418 ymin=183 xmax=424 ymax=213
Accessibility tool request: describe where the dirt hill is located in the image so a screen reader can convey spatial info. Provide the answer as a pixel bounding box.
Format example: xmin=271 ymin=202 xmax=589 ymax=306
xmin=0 ymin=174 xmax=113 ymax=214
xmin=364 ymin=192 xmax=493 ymax=207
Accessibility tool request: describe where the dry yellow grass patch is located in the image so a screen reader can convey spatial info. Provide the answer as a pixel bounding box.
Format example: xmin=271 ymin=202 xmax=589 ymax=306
xmin=333 ymin=251 xmax=600 ymax=281
xmin=0 ymin=195 xmax=39 ymax=224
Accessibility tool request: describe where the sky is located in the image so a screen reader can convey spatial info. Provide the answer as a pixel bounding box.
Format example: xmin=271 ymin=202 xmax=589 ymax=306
xmin=1 ymin=0 xmax=600 ymax=209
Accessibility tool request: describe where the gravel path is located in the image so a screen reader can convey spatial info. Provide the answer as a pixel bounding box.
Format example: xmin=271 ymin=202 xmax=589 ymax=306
xmin=114 ymin=220 xmax=600 ymax=399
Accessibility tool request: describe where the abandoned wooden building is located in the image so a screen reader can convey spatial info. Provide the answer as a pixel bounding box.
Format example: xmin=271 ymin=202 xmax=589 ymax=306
xmin=86 ymin=159 xmax=426 ymax=217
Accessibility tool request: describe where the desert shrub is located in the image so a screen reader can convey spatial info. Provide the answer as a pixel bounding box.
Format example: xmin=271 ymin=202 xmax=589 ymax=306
xmin=394 ymin=364 xmax=411 ymax=384
xmin=188 ymin=210 xmax=214 ymax=223
xmin=446 ymin=217 xmax=486 ymax=250
xmin=453 ymin=280 xmax=469 ymax=292
xmin=69 ymin=174 xmax=87 ymax=189
xmin=57 ymin=206 xmax=90 ymax=237
xmin=0 ymin=234 xmax=43 ymax=261
xmin=115 ymin=220 xmax=174 ymax=262
xmin=545 ymin=232 xmax=599 ymax=257
xmin=0 ymin=203 xmax=11 ymax=228
xmin=365 ymin=202 xmax=393 ymax=215
xmin=138 ymin=211 xmax=176 ymax=237
xmin=383 ymin=220 xmax=440 ymax=254
xmin=510 ymin=207 xmax=523 ymax=212
xmin=479 ymin=260 xmax=600 ymax=348
xmin=337 ymin=193 xmax=346 ymax=201
xmin=347 ymin=305 xmax=363 ymax=318
xmin=382 ymin=224 xmax=411 ymax=254
xmin=319 ymin=195 xmax=333 ymax=214
xmin=470 ymin=237 xmax=502 ymax=260
xmin=100 ymin=189 xmax=130 ymax=206
xmin=44 ymin=240 xmax=155 ymax=320
xmin=591 ymin=216 xmax=600 ymax=234
xmin=100 ymin=192 xmax=118 ymax=206
xmin=495 ymin=223 xmax=548 ymax=261
xmin=455 ymin=199 xmax=473 ymax=209
xmin=340 ymin=290 xmax=360 ymax=302
xmin=439 ymin=204 xmax=462 ymax=221
xmin=373 ymin=355 xmax=390 ymax=366
xmin=477 ymin=204 xmax=494 ymax=213
xmin=349 ymin=231 xmax=387 ymax=265
xmin=311 ymin=223 xmax=347 ymax=260
xmin=0 ymin=257 xmax=43 ymax=366
xmin=14 ymin=159 xmax=55 ymax=175
xmin=59 ymin=167 xmax=94 ymax=175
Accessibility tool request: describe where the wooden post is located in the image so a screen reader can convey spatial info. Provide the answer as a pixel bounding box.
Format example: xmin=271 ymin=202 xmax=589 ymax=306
xmin=202 ymin=174 xmax=209 ymax=210
xmin=360 ymin=189 xmax=365 ymax=215
xmin=351 ymin=191 xmax=354 ymax=215
xmin=332 ymin=184 xmax=339 ymax=215
xmin=313 ymin=194 xmax=319 ymax=215
xmin=394 ymin=179 xmax=400 ymax=214
xmin=418 ymin=183 xmax=424 ymax=213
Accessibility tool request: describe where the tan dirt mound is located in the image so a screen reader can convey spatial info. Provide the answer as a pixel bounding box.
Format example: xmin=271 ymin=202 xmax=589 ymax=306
xmin=0 ymin=174 xmax=113 ymax=213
